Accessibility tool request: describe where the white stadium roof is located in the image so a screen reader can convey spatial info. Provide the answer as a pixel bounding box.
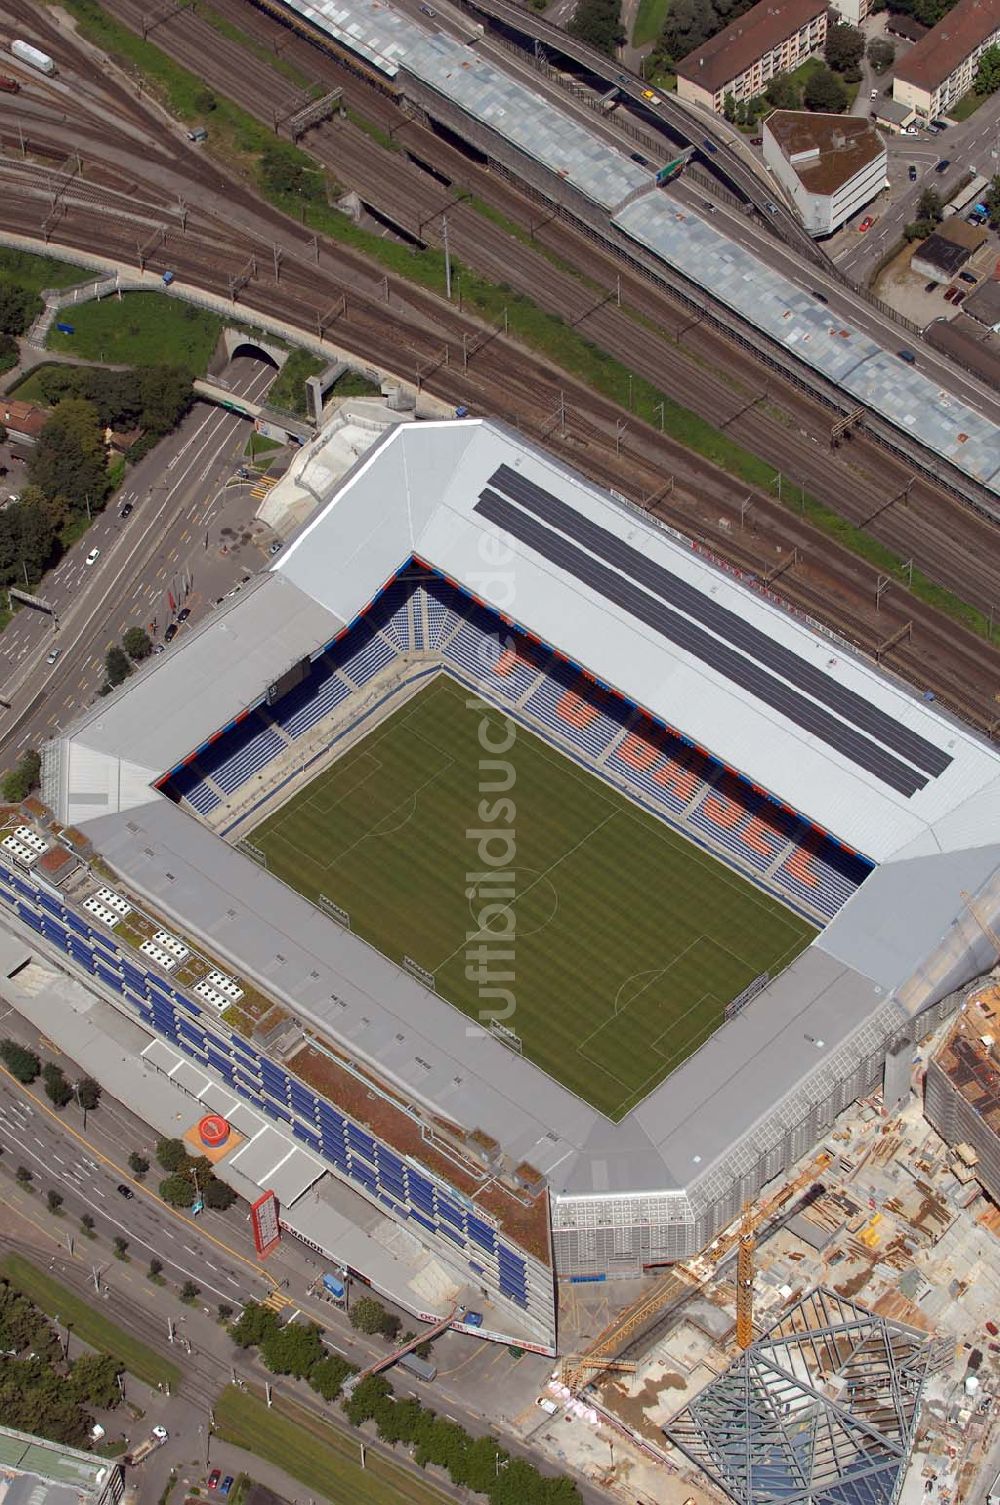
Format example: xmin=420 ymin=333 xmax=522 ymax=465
xmin=46 ymin=419 xmax=1000 ymax=1203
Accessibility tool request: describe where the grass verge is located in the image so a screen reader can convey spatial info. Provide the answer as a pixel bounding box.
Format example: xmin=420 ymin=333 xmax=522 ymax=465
xmin=0 ymin=1252 xmax=182 ymax=1390
xmin=46 ymin=291 xmax=224 ymax=371
xmin=951 ymin=91 xmax=987 ymax=121
xmin=632 ymin=0 xmax=671 ymax=48
xmin=213 ymin=1385 xmax=454 ymax=1505
xmin=266 ymin=346 xmax=325 ymax=415
xmin=0 ymin=248 xmax=87 ymax=292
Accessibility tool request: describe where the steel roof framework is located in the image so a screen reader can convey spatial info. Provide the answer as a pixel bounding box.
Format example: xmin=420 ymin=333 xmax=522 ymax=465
xmin=666 ymin=1289 xmax=928 ymax=1505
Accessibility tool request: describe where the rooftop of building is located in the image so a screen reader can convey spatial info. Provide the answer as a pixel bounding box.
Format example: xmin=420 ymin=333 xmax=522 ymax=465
xmin=964 ymin=279 xmax=1000 ymax=329
xmin=0 ymin=1425 xmax=117 ymax=1505
xmin=675 ymin=0 xmax=827 ymax=93
xmin=933 ymin=985 xmax=1000 ymax=1137
xmin=912 ymin=231 xmax=977 ymax=279
xmin=764 ymin=111 xmax=886 ymax=195
xmin=895 ymin=0 xmax=999 ymax=91
xmin=0 ymin=400 xmax=48 ymax=438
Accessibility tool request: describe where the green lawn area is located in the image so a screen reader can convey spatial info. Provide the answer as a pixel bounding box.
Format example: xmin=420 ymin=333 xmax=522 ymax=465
xmin=0 ymin=1253 xmax=181 ymax=1390
xmin=251 ymin=677 xmax=813 ymax=1119
xmin=632 ymin=0 xmax=670 ymax=48
xmin=0 ymin=248 xmax=85 ymax=293
xmin=8 ymin=362 xmax=76 ymax=403
xmin=951 ymin=90 xmax=987 ymax=121
xmin=266 ymin=347 xmax=325 ymax=416
xmin=46 ymin=291 xmax=223 ymax=373
xmin=214 ymin=1386 xmax=455 ymax=1505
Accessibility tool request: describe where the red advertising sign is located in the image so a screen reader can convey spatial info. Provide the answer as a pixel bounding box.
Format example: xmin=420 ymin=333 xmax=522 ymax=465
xmin=250 ymin=1189 xmax=281 ymax=1258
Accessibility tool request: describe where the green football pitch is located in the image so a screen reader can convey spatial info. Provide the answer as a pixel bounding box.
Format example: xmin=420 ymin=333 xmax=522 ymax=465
xmin=250 ymin=677 xmax=814 ymax=1120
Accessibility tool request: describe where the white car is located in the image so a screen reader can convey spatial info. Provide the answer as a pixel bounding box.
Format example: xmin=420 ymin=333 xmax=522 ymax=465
xmin=46 ymin=647 xmax=60 ymax=666
xmin=85 ymin=547 xmax=100 ymax=566
xmin=151 ymin=1425 xmax=168 ymax=1441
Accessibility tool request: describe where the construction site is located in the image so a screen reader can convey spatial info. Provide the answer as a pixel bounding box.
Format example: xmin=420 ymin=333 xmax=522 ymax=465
xmin=505 ymin=968 xmax=1000 ymax=1505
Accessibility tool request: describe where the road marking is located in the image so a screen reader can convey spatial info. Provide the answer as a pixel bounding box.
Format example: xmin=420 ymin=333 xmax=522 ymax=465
xmin=52 ymin=1153 xmax=65 ymax=1165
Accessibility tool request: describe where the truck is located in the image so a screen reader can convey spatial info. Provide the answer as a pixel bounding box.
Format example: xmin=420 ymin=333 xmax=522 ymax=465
xmin=322 ymin=1272 xmax=346 ymax=1301
xmin=124 ymin=1427 xmax=168 ymax=1467
xmin=397 ymin=1352 xmax=437 ymax=1382
xmin=11 ymin=40 xmax=55 ymax=75
xmin=0 ymin=76 xmax=20 ymax=93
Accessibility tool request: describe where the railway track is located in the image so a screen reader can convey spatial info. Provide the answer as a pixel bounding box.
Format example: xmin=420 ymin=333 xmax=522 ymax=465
xmin=0 ymin=23 xmax=998 ymax=734
xmin=54 ymin=0 xmax=1000 ymax=620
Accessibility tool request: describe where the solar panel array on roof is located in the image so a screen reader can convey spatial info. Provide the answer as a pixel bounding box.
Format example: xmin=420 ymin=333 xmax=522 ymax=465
xmin=476 ymin=468 xmax=950 ymax=797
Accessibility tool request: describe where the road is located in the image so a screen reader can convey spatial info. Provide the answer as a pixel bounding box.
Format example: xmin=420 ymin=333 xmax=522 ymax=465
xmin=0 ymin=1012 xmax=621 ymax=1501
xmin=838 ymin=90 xmax=1000 ymax=279
xmin=0 ymin=356 xmax=275 ymax=761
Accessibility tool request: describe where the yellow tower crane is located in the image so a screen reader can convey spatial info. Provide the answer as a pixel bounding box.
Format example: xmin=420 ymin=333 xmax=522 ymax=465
xmin=561 ymin=1152 xmax=831 ymax=1390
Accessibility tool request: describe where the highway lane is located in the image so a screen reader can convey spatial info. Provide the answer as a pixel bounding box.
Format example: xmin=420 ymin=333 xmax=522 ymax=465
xmin=0 ymin=357 xmax=275 ymax=761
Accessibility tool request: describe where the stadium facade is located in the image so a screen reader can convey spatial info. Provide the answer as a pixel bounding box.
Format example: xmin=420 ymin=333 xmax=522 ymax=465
xmin=20 ymin=419 xmax=1000 ymax=1348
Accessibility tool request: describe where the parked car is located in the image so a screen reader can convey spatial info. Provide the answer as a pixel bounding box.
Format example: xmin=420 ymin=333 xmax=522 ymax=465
xmin=749 ymin=135 xmax=763 ymax=146
xmin=944 ymin=286 xmax=958 ymax=302
xmin=46 ymin=647 xmax=60 ymax=666
xmin=924 ymin=280 xmax=938 ymax=293
xmin=934 ymin=159 xmax=950 ymax=173
xmin=908 ymin=165 xmax=917 ymax=182
xmin=176 ymin=606 xmax=191 ymax=623
xmin=85 ymin=547 xmax=100 ymax=565
xmin=929 ymin=119 xmax=948 ymax=131
xmin=164 ymin=623 xmax=179 ymax=643
xmin=897 ymin=349 xmax=916 ymax=363
xmin=857 ymin=216 xmax=875 ymax=233
xmin=219 ymin=1480 xmax=233 ymax=1498
xmin=959 ymin=271 xmax=978 ymax=285
xmin=208 ymin=1472 xmax=221 ymax=1491
xmin=117 ymin=1183 xmax=134 ymax=1199
xmin=952 ymin=289 xmax=965 ymax=304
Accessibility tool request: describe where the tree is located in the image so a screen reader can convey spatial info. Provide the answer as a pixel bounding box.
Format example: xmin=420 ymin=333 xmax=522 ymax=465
xmin=260 ymin=1320 xmax=324 ymax=1379
xmin=46 ymin=1189 xmax=63 ymax=1214
xmin=104 ymin=646 xmax=131 ymax=688
xmin=974 ymin=43 xmax=1000 ymax=95
xmin=0 ymin=750 xmax=41 ymax=805
xmin=112 ymin=1236 xmax=129 ymax=1259
xmin=350 ymin=1296 xmax=398 ymax=1338
xmin=156 ymin=1137 xmax=189 ymax=1172
xmin=566 ymin=0 xmax=624 ymax=56
xmin=148 ymin=1258 xmax=163 ymax=1279
xmin=723 ymin=91 xmax=737 ymax=122
xmin=0 ymin=1040 xmax=40 ymax=1083
xmin=217 ymin=1303 xmax=234 ymax=1322
xmin=230 ymin=1300 xmax=280 ymax=1349
xmin=343 ymin=1373 xmax=392 ymax=1427
xmin=803 ymin=64 xmax=849 ymax=112
xmin=180 ymin=1280 xmax=200 ymax=1302
xmin=69 ymin=1353 xmax=122 ymax=1410
xmin=158 ymin=1172 xmax=196 ymax=1208
xmin=122 ymin=626 xmax=152 ymax=662
xmin=824 ymin=21 xmax=864 ymax=75
xmin=75 ymin=1077 xmax=101 ymax=1110
xmin=202 ymin=1177 xmax=237 ymax=1211
xmin=15 ymin=1166 xmax=32 ymax=1186
xmin=866 ymin=36 xmax=895 ymax=72
xmin=309 ymin=1354 xmax=357 ymax=1400
xmin=0 ymin=280 xmax=43 ymax=337
xmin=28 ymin=399 xmax=110 ymax=518
xmin=985 ymin=173 xmax=1000 ymax=228
xmin=765 ymin=73 xmax=801 ymax=110
xmin=917 ymin=186 xmax=942 ymax=223
xmin=42 ymin=1063 xmax=73 ymax=1109
xmin=80 ymin=1213 xmax=95 ymax=1236
xmin=127 ymin=1151 xmax=149 ymax=1178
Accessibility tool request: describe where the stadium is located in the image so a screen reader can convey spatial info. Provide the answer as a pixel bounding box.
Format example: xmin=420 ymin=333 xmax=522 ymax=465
xmin=11 ymin=417 xmax=1000 ymax=1355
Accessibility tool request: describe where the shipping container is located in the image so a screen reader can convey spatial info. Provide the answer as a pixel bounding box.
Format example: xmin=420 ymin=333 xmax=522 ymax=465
xmin=397 ymin=1352 xmax=437 ymax=1382
xmin=11 ymin=40 xmax=55 ymax=75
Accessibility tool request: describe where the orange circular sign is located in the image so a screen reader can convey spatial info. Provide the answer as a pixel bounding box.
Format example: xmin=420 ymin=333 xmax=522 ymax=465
xmin=198 ymin=1114 xmax=230 ymax=1147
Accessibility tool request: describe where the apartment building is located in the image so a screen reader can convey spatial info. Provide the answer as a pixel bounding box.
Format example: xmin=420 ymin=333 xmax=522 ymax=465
xmin=676 ymin=0 xmax=828 ymax=114
xmin=893 ymin=0 xmax=1000 ymax=120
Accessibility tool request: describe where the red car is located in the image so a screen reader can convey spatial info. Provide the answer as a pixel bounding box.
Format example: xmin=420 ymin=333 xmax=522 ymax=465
xmin=208 ymin=1472 xmax=221 ymax=1491
xmin=858 ymin=216 xmax=875 ymax=233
